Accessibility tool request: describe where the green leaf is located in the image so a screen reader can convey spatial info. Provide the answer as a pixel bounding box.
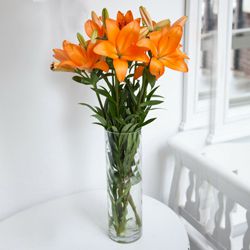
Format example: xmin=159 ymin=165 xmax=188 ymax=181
xmin=92 ymin=88 xmax=116 ymax=105
xmin=146 ymin=86 xmax=160 ymax=100
xmin=108 ymin=102 xmax=117 ymax=117
xmin=106 ymin=58 xmax=114 ymax=69
xmin=111 ymin=126 xmax=119 ymax=133
xmin=72 ymin=76 xmax=82 ymax=83
xmin=72 ymin=76 xmax=91 ymax=85
xmin=124 ymin=114 xmax=139 ymax=123
xmin=145 ymin=69 xmax=156 ymax=88
xmin=140 ymin=100 xmax=164 ymax=107
xmin=126 ymin=82 xmax=137 ymax=106
xmin=90 ymin=71 xmax=99 ymax=84
xmin=115 ymin=182 xmax=131 ymax=205
xmin=92 ymin=114 xmax=107 ymax=127
xmin=125 ymin=73 xmax=135 ymax=79
xmin=95 ymin=106 xmax=104 ymax=115
xmin=93 ymin=122 xmax=106 ymax=128
xmin=152 ymin=94 xmax=164 ymax=98
xmin=74 ymin=68 xmax=83 ymax=75
xmin=131 ymin=174 xmax=142 ymax=186
xmin=139 ymin=118 xmax=157 ymax=127
xmin=121 ymin=123 xmax=134 ymax=133
xmin=114 ymin=117 xmax=126 ymax=126
xmin=79 ymin=103 xmax=98 ymax=114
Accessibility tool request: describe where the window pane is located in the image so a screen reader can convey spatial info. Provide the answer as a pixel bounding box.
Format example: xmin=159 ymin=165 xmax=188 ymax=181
xmin=230 ymin=0 xmax=250 ymax=108
xmin=198 ymin=0 xmax=217 ymax=102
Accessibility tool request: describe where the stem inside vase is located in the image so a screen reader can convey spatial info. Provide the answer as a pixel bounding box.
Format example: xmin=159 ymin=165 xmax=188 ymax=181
xmin=106 ymin=129 xmax=142 ymax=243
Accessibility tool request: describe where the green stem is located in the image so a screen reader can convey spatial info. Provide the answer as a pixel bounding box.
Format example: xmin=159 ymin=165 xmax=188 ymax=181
xmin=132 ymin=62 xmax=138 ymax=86
xmin=128 ymin=194 xmax=142 ymax=227
xmin=112 ymin=69 xmax=115 ymax=88
xmin=115 ymin=76 xmax=120 ymax=117
xmin=94 ymin=82 xmax=106 ymax=119
xmin=107 ymin=131 xmax=142 ymax=237
xmin=138 ymin=72 xmax=146 ymax=110
xmin=82 ymin=70 xmax=106 ymax=120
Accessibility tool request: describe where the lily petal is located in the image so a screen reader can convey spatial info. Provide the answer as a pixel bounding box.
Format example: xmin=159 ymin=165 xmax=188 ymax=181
xmin=175 ymin=46 xmax=189 ymax=59
xmin=85 ymin=20 xmax=101 ymax=38
xmin=117 ymin=11 xmax=125 ymax=28
xmin=53 ymin=49 xmax=69 ymax=61
xmin=113 ymin=58 xmax=128 ymax=82
xmin=93 ymin=60 xmax=109 ymax=72
xmin=122 ymin=45 xmax=149 ymax=62
xmin=91 ymin=11 xmax=102 ymax=27
xmin=137 ymin=38 xmax=157 ymax=57
xmin=117 ymin=20 xmax=140 ymax=54
xmin=149 ymin=30 xmax=162 ymax=48
xmin=63 ymin=42 xmax=85 ymax=66
xmin=149 ymin=57 xmax=165 ymax=78
xmin=51 ymin=62 xmax=75 ymax=72
xmin=87 ymin=42 xmax=99 ymax=61
xmin=93 ymin=40 xmax=118 ymax=59
xmin=157 ymin=35 xmax=170 ymax=57
xmin=106 ymin=18 xmax=120 ymax=45
xmin=134 ymin=65 xmax=144 ymax=79
xmin=158 ymin=25 xmax=183 ymax=56
xmin=125 ymin=10 xmax=134 ymax=23
xmin=58 ymin=60 xmax=78 ymax=69
xmin=172 ymin=16 xmax=187 ymax=27
xmin=160 ymin=56 xmax=188 ymax=72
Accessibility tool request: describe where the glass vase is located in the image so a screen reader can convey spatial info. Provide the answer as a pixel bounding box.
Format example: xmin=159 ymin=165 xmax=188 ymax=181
xmin=105 ymin=129 xmax=142 ymax=243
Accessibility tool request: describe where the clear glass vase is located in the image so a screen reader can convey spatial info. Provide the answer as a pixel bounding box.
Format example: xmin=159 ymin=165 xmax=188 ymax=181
xmin=105 ymin=129 xmax=142 ymax=243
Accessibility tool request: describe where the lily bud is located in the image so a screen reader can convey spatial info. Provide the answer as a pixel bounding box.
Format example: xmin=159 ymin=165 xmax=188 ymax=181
xmin=139 ymin=26 xmax=149 ymax=39
xmin=91 ymin=11 xmax=102 ymax=27
xmin=102 ymin=8 xmax=109 ymax=28
xmin=139 ymin=6 xmax=153 ymax=31
xmin=77 ymin=32 xmax=87 ymax=48
xmin=154 ymin=19 xmax=170 ymax=30
xmin=91 ymin=29 xmax=98 ymax=43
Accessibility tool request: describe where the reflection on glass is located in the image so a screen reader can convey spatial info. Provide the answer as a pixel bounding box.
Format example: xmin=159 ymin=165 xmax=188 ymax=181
xmin=230 ymin=0 xmax=250 ymax=108
xmin=198 ymin=0 xmax=217 ymax=101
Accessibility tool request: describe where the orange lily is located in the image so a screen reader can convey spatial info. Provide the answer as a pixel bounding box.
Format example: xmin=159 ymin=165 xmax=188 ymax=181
xmin=116 ymin=10 xmax=134 ymax=29
xmin=85 ymin=11 xmax=104 ymax=38
xmin=93 ymin=19 xmax=149 ymax=82
xmin=52 ymin=40 xmax=109 ymax=72
xmin=137 ymin=20 xmax=188 ymax=78
xmin=116 ymin=10 xmax=140 ymax=29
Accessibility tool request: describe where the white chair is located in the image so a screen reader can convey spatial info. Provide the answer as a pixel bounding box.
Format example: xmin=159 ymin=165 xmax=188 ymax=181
xmin=168 ymin=132 xmax=250 ymax=250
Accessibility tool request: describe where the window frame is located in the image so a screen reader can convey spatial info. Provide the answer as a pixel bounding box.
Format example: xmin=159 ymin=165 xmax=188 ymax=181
xmin=180 ymin=0 xmax=210 ymax=131
xmin=207 ymin=0 xmax=250 ymax=143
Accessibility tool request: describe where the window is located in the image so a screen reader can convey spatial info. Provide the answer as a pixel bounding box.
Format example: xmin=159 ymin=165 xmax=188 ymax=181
xmin=183 ymin=0 xmax=250 ymax=143
xmin=180 ymin=0 xmax=215 ymax=131
xmin=208 ymin=0 xmax=250 ymax=143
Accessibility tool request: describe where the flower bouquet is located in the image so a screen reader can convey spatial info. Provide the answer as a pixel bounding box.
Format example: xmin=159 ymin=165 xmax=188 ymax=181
xmin=51 ymin=6 xmax=188 ymax=243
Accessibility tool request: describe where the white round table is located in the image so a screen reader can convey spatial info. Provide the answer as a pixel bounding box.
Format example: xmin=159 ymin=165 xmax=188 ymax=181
xmin=0 ymin=190 xmax=189 ymax=250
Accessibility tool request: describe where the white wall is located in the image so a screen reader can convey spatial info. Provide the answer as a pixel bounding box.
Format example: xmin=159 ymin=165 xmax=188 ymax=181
xmin=0 ymin=0 xmax=184 ymax=220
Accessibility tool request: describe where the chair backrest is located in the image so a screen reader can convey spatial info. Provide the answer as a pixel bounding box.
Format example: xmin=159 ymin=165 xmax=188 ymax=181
xmin=168 ymin=137 xmax=250 ymax=250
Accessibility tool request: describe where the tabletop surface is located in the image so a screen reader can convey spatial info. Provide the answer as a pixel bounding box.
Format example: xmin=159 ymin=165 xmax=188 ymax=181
xmin=0 ymin=190 xmax=189 ymax=250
